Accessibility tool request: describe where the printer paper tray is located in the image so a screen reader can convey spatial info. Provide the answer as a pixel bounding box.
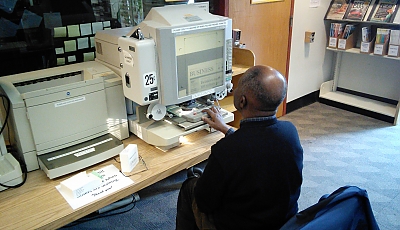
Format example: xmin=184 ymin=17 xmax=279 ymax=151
xmin=38 ymin=134 xmax=123 ymax=179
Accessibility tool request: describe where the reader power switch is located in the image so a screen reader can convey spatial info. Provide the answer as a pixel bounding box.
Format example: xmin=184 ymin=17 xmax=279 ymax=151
xmin=125 ymin=73 xmax=131 ymax=88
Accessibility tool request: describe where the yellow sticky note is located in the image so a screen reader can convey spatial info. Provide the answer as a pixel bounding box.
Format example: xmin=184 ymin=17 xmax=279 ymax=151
xmin=64 ymin=40 xmax=77 ymax=52
xmin=57 ymin=58 xmax=65 ymax=65
xmin=54 ymin=27 xmax=66 ymax=38
xmin=83 ymin=52 xmax=95 ymax=62
xmin=67 ymin=25 xmax=80 ymax=37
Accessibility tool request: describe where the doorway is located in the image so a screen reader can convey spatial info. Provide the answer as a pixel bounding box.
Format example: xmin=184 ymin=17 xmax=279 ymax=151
xmin=226 ymin=0 xmax=294 ymax=116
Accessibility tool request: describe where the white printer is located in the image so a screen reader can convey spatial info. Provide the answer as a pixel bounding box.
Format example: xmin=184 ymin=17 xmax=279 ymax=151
xmin=0 ymin=61 xmax=129 ymax=179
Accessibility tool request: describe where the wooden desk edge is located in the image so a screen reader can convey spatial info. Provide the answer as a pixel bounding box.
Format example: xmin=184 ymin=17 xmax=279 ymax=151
xmin=42 ymin=149 xmax=211 ymax=230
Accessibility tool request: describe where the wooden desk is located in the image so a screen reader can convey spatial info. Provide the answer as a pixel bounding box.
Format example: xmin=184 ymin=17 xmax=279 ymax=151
xmin=0 ymin=130 xmax=223 ymax=230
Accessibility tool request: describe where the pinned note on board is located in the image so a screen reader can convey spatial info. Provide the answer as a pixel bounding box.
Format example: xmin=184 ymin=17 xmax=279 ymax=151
xmin=54 ymin=27 xmax=67 ymax=38
xmin=67 ymin=25 xmax=80 ymax=37
xmin=64 ymin=40 xmax=77 ymax=52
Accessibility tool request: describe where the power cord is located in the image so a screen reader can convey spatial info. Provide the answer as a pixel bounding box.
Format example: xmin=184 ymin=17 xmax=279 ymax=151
xmin=0 ymin=94 xmax=11 ymax=135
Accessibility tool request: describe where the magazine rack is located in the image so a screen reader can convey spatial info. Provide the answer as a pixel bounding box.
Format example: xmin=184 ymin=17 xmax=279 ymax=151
xmin=321 ymin=0 xmax=400 ymax=125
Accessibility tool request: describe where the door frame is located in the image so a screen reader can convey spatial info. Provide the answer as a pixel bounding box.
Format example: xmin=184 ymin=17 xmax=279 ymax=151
xmin=216 ymin=0 xmax=295 ymax=115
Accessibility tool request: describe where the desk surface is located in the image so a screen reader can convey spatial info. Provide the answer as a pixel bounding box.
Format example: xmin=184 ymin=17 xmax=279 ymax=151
xmin=0 ymin=130 xmax=223 ymax=230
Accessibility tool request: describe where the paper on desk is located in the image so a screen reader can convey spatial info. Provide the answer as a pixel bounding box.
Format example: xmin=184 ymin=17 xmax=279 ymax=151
xmin=56 ymin=164 xmax=134 ymax=210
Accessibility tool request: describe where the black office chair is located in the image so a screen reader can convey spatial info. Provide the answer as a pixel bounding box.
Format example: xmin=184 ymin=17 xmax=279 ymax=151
xmin=280 ymin=186 xmax=380 ymax=230
xmin=187 ymin=166 xmax=204 ymax=179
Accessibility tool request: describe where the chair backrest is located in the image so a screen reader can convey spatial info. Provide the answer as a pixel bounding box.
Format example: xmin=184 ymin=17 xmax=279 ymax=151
xmin=280 ymin=186 xmax=380 ymax=230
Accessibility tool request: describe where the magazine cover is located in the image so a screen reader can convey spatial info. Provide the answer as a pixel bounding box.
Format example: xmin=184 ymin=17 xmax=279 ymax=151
xmin=345 ymin=0 xmax=372 ymax=20
xmin=326 ymin=0 xmax=351 ymax=20
xmin=369 ymin=0 xmax=398 ymax=22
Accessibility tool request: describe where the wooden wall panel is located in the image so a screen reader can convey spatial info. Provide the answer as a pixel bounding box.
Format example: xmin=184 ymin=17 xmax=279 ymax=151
xmin=229 ymin=0 xmax=291 ymax=75
xmin=229 ymin=0 xmax=292 ymax=117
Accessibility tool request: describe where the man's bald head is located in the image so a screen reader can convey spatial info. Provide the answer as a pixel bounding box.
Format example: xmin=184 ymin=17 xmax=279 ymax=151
xmin=234 ymin=65 xmax=287 ymax=117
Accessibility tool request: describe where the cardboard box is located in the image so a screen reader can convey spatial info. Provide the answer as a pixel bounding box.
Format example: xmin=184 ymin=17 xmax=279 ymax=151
xmin=360 ymin=41 xmax=374 ymax=54
xmin=388 ymin=44 xmax=400 ymax=57
xmin=373 ymin=42 xmax=388 ymax=56
xmin=338 ymin=33 xmax=356 ymax=50
xmin=328 ymin=37 xmax=338 ymax=48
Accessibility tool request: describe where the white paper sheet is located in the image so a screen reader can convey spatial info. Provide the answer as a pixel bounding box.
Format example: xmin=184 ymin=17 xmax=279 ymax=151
xmin=310 ymin=0 xmax=320 ymax=8
xmin=56 ymin=164 xmax=134 ymax=210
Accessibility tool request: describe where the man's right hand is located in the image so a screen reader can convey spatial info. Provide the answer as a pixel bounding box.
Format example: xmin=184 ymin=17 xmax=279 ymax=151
xmin=202 ymin=106 xmax=231 ymax=135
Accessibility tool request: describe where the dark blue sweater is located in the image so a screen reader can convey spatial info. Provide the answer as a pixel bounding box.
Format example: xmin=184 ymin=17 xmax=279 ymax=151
xmin=194 ymin=118 xmax=303 ymax=230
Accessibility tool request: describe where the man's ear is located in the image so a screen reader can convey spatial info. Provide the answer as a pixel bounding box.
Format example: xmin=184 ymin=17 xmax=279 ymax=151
xmin=239 ymin=95 xmax=247 ymax=109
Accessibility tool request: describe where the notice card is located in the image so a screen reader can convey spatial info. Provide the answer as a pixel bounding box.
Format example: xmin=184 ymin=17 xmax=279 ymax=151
xmin=56 ymin=164 xmax=134 ymax=209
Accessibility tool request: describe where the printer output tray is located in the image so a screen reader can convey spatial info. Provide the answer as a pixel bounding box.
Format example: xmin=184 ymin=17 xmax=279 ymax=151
xmin=38 ymin=134 xmax=123 ymax=179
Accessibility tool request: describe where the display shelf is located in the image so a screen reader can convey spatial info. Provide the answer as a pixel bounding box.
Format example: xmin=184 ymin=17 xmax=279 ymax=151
xmin=320 ymin=81 xmax=397 ymax=116
xmin=219 ymin=47 xmax=255 ymax=128
xmin=232 ymin=64 xmax=251 ymax=76
xmin=326 ymin=19 xmax=399 ymax=26
xmin=322 ymin=2 xmax=400 ymax=125
xmin=218 ymin=95 xmax=235 ymax=113
xmin=326 ymin=47 xmax=400 ymax=61
xmin=322 ymin=48 xmax=400 ymax=125
xmin=320 ymin=80 xmax=399 ymax=125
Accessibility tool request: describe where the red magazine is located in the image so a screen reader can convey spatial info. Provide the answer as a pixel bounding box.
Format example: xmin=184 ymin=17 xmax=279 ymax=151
xmin=326 ymin=0 xmax=351 ymax=20
xmin=344 ymin=0 xmax=372 ymax=20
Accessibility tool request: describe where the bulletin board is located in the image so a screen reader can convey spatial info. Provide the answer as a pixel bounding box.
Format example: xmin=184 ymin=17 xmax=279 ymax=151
xmin=251 ymin=0 xmax=284 ymax=4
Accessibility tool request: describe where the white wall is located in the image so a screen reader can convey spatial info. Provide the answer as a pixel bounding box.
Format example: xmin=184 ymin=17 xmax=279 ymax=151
xmin=288 ymin=1 xmax=400 ymax=103
xmin=287 ymin=1 xmax=333 ymax=102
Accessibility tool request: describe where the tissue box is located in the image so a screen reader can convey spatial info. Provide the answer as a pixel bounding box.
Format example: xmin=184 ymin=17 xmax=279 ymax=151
xmin=120 ymin=144 xmax=139 ymax=173
xmin=59 ymin=171 xmax=102 ymax=199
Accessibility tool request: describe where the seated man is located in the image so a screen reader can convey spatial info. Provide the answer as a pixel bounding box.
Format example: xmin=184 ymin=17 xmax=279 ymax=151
xmin=176 ymin=65 xmax=303 ymax=230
